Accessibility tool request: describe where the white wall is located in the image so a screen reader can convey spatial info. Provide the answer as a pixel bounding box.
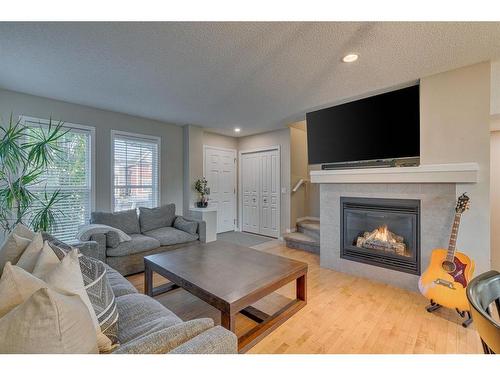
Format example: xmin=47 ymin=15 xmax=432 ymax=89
xmin=203 ymin=131 xmax=238 ymax=150
xmin=420 ymin=62 xmax=491 ymax=274
xmin=490 ymin=126 xmax=500 ymax=271
xmin=0 ymin=88 xmax=184 ymax=213
xmin=238 ymin=128 xmax=291 ymax=235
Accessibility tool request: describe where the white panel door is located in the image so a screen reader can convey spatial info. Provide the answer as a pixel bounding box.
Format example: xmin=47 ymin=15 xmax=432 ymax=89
xmin=241 ymin=153 xmax=260 ymax=234
xmin=204 ymin=147 xmax=236 ymax=233
xmin=241 ymin=149 xmax=280 ymax=238
xmin=260 ymin=150 xmax=280 ymax=237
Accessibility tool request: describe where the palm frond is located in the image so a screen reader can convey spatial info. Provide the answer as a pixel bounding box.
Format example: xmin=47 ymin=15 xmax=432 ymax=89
xmin=29 ymin=189 xmax=67 ymax=233
xmin=24 ymin=118 xmax=68 ymax=169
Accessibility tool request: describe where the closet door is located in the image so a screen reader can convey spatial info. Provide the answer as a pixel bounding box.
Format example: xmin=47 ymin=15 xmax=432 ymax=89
xmin=260 ymin=150 xmax=280 ymax=238
xmin=241 ymin=149 xmax=280 ymax=238
xmin=241 ymin=153 xmax=260 ymax=234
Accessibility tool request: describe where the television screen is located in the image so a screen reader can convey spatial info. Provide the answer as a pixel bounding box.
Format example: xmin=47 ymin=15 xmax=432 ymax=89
xmin=306 ymin=85 xmax=420 ymax=165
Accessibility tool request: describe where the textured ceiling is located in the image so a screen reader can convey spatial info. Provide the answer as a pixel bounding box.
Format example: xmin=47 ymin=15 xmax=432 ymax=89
xmin=1 ymin=22 xmax=500 ymax=136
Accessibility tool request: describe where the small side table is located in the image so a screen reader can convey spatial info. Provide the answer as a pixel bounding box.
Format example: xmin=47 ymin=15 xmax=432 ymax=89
xmin=189 ymin=207 xmax=217 ymax=243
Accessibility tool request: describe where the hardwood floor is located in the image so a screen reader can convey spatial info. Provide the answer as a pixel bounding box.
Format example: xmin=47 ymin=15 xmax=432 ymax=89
xmin=126 ymin=240 xmax=483 ymax=354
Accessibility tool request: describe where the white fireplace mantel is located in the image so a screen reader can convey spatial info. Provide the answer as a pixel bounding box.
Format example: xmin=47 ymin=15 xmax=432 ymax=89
xmin=310 ymin=162 xmax=478 ymax=184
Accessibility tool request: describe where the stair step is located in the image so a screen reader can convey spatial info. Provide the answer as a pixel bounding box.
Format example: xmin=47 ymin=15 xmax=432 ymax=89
xmin=296 ymin=220 xmax=320 ymax=240
xmin=283 ymin=232 xmax=320 ymax=255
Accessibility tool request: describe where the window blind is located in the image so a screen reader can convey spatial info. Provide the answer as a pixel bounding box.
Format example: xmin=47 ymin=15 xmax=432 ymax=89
xmin=112 ymin=132 xmax=159 ymax=212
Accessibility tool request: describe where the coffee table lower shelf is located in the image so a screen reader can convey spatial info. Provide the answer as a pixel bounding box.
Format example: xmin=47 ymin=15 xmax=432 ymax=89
xmin=144 ymin=262 xmax=307 ymax=353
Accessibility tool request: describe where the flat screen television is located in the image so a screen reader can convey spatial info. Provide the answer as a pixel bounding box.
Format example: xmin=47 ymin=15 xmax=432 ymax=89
xmin=306 ymin=85 xmax=420 ymax=166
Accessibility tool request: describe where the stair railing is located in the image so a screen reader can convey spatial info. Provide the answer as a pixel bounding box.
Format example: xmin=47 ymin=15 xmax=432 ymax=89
xmin=292 ymin=178 xmax=308 ymax=193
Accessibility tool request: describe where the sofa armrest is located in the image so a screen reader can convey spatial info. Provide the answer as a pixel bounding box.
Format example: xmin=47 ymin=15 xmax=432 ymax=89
xmin=168 ymin=326 xmax=237 ymax=354
xmin=75 ymin=233 xmax=107 ymax=262
xmin=73 ymin=239 xmax=106 ymax=262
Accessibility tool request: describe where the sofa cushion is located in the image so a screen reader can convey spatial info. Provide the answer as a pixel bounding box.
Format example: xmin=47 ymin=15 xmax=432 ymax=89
xmin=173 ymin=216 xmax=198 ymax=235
xmin=143 ymin=227 xmax=199 ymax=246
xmin=106 ymin=234 xmax=160 ymax=257
xmin=139 ymin=204 xmax=176 ymax=233
xmin=104 ymin=264 xmax=138 ymax=297
xmin=113 ymin=318 xmax=214 ymax=354
xmin=116 ymin=293 xmax=182 ymax=345
xmin=91 ymin=209 xmax=140 ymax=235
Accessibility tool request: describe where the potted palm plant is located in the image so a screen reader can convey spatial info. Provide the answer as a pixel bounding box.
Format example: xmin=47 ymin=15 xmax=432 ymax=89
xmin=0 ymin=114 xmax=68 ymax=235
xmin=194 ymin=177 xmax=209 ymax=208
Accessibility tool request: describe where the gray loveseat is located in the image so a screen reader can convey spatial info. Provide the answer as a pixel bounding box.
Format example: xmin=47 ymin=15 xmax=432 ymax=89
xmin=72 ymin=241 xmax=237 ymax=354
xmin=80 ymin=204 xmax=206 ymax=276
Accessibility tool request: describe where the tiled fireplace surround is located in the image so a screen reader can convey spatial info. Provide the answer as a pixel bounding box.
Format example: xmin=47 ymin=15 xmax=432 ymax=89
xmin=320 ymin=183 xmax=457 ymax=291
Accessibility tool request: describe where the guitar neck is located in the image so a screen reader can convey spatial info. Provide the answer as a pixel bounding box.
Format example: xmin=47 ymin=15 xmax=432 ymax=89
xmin=447 ymin=213 xmax=461 ymax=261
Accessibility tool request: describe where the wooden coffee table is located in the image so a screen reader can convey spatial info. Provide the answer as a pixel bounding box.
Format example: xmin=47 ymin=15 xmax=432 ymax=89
xmin=144 ymin=241 xmax=308 ymax=353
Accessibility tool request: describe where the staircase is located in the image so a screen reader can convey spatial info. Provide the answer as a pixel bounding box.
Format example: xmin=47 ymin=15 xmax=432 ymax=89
xmin=284 ymin=218 xmax=320 ymax=254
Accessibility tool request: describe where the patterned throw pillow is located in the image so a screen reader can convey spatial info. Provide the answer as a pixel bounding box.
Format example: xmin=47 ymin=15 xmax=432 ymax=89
xmin=42 ymin=233 xmax=120 ymax=349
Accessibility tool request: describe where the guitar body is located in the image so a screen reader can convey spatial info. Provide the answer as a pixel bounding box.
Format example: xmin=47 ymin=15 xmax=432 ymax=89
xmin=418 ymin=248 xmax=475 ymax=311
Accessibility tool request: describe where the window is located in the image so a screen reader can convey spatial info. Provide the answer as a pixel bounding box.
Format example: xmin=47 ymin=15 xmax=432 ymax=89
xmin=21 ymin=116 xmax=94 ymax=242
xmin=112 ymin=131 xmax=160 ymax=212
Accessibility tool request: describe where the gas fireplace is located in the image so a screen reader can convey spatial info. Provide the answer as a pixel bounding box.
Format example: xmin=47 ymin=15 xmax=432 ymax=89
xmin=340 ymin=197 xmax=421 ymax=275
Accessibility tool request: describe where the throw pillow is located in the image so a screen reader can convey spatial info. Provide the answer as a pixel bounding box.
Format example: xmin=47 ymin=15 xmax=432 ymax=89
xmin=32 ymin=241 xmax=61 ymax=279
xmin=15 ymin=232 xmax=44 ymax=272
xmin=13 ymin=223 xmax=35 ymax=240
xmin=173 ymin=216 xmax=198 ymax=235
xmin=0 ymin=232 xmax=31 ymax=276
xmin=0 ymin=251 xmax=113 ymax=352
xmin=91 ymin=209 xmax=140 ymax=234
xmin=0 ymin=262 xmax=46 ymax=317
xmin=139 ymin=203 xmax=176 ymax=232
xmin=0 ymin=287 xmax=98 ymax=353
xmin=47 ymin=240 xmax=120 ymax=350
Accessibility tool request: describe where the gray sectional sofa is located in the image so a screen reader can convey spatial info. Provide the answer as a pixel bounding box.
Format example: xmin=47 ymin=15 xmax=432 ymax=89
xmin=106 ymin=264 xmax=236 ymax=354
xmin=72 ymin=241 xmax=237 ymax=354
xmin=80 ymin=204 xmax=206 ymax=276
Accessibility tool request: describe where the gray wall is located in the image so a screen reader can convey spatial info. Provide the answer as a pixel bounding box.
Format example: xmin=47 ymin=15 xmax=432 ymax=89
xmin=0 ymin=88 xmax=184 ymax=214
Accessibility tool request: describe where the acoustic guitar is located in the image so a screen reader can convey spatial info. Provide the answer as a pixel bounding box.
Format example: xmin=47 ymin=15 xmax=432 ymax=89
xmin=418 ymin=193 xmax=475 ymax=313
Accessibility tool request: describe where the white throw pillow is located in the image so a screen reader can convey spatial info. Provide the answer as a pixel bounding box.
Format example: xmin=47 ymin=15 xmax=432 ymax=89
xmin=0 ymin=287 xmax=98 ymax=353
xmin=0 ymin=250 xmax=112 ymax=352
xmin=0 ymin=232 xmax=32 ymax=276
xmin=15 ymin=232 xmax=44 ymax=272
xmin=32 ymin=241 xmax=61 ymax=279
xmin=0 ymin=262 xmax=46 ymax=317
xmin=38 ymin=249 xmax=112 ymax=351
xmin=13 ymin=223 xmax=35 ymax=240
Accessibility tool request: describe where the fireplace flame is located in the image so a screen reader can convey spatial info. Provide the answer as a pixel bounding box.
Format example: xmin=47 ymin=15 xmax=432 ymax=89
xmin=373 ymin=225 xmax=397 ymax=243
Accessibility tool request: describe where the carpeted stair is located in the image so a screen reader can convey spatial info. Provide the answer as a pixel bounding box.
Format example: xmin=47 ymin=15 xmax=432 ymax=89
xmin=284 ymin=219 xmax=320 ymax=254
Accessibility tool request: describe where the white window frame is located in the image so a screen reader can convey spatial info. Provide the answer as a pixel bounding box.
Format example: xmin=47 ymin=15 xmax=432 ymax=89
xmin=110 ymin=130 xmax=161 ymax=212
xmin=19 ymin=115 xmax=96 ymax=236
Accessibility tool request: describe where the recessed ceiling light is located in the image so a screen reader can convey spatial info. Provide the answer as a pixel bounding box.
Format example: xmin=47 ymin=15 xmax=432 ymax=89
xmin=342 ymin=54 xmax=358 ymax=63
xmin=234 ymin=128 xmax=241 ymax=133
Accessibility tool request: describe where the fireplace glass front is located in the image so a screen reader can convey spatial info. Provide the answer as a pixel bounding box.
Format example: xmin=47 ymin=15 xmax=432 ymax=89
xmin=340 ymin=197 xmax=420 ymax=275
